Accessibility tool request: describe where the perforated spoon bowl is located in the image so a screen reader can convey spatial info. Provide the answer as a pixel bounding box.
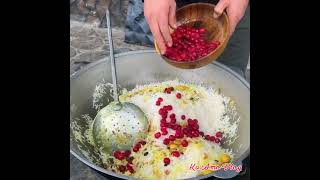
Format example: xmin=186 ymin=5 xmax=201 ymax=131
xmin=92 ymin=8 xmax=149 ymax=155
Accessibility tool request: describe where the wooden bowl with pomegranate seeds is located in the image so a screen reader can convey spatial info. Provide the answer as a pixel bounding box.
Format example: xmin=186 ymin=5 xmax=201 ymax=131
xmin=155 ymin=3 xmax=230 ymax=69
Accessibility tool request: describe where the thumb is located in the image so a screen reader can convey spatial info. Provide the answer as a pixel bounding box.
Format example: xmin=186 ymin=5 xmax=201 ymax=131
xmin=214 ymin=0 xmax=229 ymax=18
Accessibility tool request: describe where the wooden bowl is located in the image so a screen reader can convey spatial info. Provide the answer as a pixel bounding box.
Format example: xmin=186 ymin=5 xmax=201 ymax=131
xmin=155 ymin=3 xmax=230 ymax=69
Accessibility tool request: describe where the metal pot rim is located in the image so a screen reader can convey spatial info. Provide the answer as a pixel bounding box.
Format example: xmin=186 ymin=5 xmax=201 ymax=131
xmin=70 ymin=50 xmax=250 ymax=179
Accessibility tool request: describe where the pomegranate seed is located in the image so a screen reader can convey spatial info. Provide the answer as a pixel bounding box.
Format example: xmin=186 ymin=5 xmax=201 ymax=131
xmin=116 ymin=152 xmax=125 ymax=160
xmin=185 ymin=127 xmax=192 ymax=131
xmin=126 ymin=164 xmax=134 ymax=173
xmin=170 ymin=118 xmax=176 ymax=124
xmin=158 ymin=97 xmax=163 ymax=102
xmin=114 ymin=150 xmax=120 ymax=156
xmin=175 ymin=130 xmax=183 ymax=138
xmin=163 ymin=157 xmax=171 ymax=165
xmin=164 ymin=26 xmax=219 ymax=62
xmin=170 ymin=113 xmax=176 ymax=119
xmin=199 ymin=28 xmax=206 ymax=33
xmin=187 ymin=118 xmax=192 ymax=123
xmin=163 ymin=138 xmax=170 ymax=145
xmin=160 ymin=118 xmax=166 ymax=123
xmin=205 ymin=135 xmax=211 ymax=140
xmin=135 ymin=143 xmax=141 ymax=149
xmin=177 ymin=134 xmax=184 ymax=139
xmin=181 ymin=115 xmax=186 ymax=120
xmin=168 ymin=123 xmax=175 ymax=129
xmin=176 ymin=93 xmax=182 ymax=99
xmin=161 ymin=113 xmax=168 ymax=119
xmin=133 ymin=146 xmax=139 ymax=152
xmin=175 ymin=125 xmax=182 ymax=130
xmin=166 ymin=105 xmax=173 ymax=111
xmin=188 ymin=119 xmax=195 ymax=126
xmin=172 ymin=151 xmax=180 ymax=157
xmin=209 ymin=136 xmax=216 ymax=142
xmin=139 ymin=140 xmax=146 ymax=145
xmin=169 ymin=135 xmax=176 ymax=141
xmin=160 ymin=122 xmax=166 ymax=127
xmin=118 ymin=165 xmax=126 ymax=173
xmin=181 ymin=140 xmax=188 ymax=147
xmin=164 ymin=87 xmax=173 ymax=94
xmin=216 ymin=131 xmax=223 ymax=138
xmin=183 ymin=128 xmax=188 ymax=135
xmin=156 ymin=101 xmax=161 ymax=106
xmin=169 ymin=124 xmax=176 ymax=130
xmin=113 ymin=150 xmax=121 ymax=159
xmin=159 ymin=108 xmax=164 ymax=115
xmin=192 ymin=131 xmax=200 ymax=137
xmin=162 ymin=129 xmax=168 ymax=135
xmin=154 ymin=132 xmax=161 ymax=138
xmin=194 ymin=124 xmax=199 ymax=130
xmin=193 ymin=119 xmax=198 ymax=124
xmin=161 ymin=127 xmax=167 ymax=132
xmin=199 ymin=131 xmax=204 ymax=136
xmin=215 ymin=138 xmax=221 ymax=144
xmin=118 ymin=153 xmax=125 ymax=160
xmin=180 ymin=53 xmax=187 ymax=59
xmin=124 ymin=150 xmax=131 ymax=157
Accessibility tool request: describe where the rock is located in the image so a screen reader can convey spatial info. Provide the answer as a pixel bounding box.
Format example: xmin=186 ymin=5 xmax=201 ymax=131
xmin=71 ymin=37 xmax=104 ymax=50
xmin=114 ymin=48 xmax=132 ymax=54
xmin=72 ymin=51 xmax=109 ymax=64
xmin=70 ymin=24 xmax=97 ymax=38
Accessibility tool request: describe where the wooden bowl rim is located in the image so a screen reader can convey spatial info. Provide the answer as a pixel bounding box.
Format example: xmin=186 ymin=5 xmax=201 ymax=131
xmin=155 ymin=3 xmax=230 ymax=65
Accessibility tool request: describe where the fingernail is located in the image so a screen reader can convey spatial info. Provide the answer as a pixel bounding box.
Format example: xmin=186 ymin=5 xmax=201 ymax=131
xmin=161 ymin=49 xmax=166 ymax=55
xmin=167 ymin=42 xmax=172 ymax=47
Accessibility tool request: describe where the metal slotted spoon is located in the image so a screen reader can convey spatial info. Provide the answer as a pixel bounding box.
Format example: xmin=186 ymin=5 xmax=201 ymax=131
xmin=92 ymin=8 xmax=149 ymax=155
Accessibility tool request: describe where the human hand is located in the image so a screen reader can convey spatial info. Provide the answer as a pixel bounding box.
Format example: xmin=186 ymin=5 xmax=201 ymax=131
xmin=214 ymin=0 xmax=249 ymax=37
xmin=144 ymin=0 xmax=177 ymax=54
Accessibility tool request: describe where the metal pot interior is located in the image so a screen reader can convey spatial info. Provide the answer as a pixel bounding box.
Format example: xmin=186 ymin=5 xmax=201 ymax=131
xmin=70 ymin=50 xmax=250 ymax=179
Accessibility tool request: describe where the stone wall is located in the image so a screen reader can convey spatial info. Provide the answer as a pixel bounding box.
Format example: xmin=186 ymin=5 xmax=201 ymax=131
xmin=69 ymin=0 xmax=249 ymax=81
xmin=70 ymin=21 xmax=151 ymax=74
xmin=70 ymin=0 xmax=128 ymax=28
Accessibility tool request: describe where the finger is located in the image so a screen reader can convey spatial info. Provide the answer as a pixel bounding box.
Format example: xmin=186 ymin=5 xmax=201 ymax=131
xmin=159 ymin=16 xmax=173 ymax=47
xmin=227 ymin=12 xmax=239 ymax=37
xmin=228 ymin=23 xmax=236 ymax=37
xmin=149 ymin=18 xmax=167 ymax=54
xmin=214 ymin=0 xmax=229 ymax=18
xmin=168 ymin=3 xmax=177 ymax=29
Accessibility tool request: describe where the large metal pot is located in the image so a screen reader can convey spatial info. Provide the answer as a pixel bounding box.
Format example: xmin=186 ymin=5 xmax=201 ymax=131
xmin=70 ymin=50 xmax=250 ymax=179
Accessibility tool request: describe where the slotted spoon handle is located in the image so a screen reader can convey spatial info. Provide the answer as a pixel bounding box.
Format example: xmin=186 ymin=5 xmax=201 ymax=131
xmin=106 ymin=8 xmax=118 ymax=103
